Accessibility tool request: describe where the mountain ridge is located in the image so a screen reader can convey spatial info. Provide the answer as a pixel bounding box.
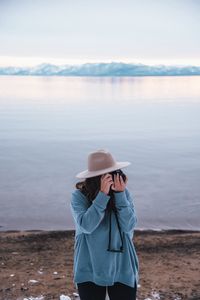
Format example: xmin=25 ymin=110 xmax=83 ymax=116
xmin=0 ymin=62 xmax=200 ymax=76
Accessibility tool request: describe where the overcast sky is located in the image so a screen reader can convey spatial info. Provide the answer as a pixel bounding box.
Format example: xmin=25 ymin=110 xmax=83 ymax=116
xmin=0 ymin=0 xmax=199 ymax=67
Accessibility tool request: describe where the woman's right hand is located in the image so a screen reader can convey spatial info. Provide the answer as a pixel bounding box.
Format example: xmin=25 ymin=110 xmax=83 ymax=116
xmin=100 ymin=173 xmax=114 ymax=195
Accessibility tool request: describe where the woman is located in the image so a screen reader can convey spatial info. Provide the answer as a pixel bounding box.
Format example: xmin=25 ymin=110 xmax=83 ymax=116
xmin=70 ymin=149 xmax=139 ymax=300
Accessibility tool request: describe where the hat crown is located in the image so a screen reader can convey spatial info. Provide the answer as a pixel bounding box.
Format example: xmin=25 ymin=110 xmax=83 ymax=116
xmin=88 ymin=149 xmax=116 ymax=172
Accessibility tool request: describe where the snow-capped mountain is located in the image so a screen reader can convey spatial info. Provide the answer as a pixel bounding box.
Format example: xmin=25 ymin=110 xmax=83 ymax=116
xmin=0 ymin=62 xmax=200 ymax=76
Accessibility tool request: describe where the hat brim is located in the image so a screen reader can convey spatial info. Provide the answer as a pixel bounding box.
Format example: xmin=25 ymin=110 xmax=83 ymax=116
xmin=75 ymin=161 xmax=131 ymax=179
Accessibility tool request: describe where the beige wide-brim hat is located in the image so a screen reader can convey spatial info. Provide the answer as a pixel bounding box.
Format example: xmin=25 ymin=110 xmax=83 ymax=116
xmin=76 ymin=148 xmax=131 ymax=179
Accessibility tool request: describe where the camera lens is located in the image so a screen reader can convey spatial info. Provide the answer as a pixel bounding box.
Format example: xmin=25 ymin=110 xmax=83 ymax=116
xmin=110 ymin=170 xmax=126 ymax=182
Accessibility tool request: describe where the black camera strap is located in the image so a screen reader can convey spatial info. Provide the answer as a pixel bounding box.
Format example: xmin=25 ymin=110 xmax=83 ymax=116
xmin=107 ymin=202 xmax=124 ymax=253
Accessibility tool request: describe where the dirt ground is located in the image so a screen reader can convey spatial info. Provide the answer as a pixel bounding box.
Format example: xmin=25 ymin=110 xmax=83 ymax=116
xmin=0 ymin=229 xmax=200 ymax=300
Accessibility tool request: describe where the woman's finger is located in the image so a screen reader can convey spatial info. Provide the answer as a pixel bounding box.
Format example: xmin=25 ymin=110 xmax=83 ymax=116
xmin=116 ymin=173 xmax=120 ymax=182
xmin=106 ymin=176 xmax=113 ymax=183
xmin=116 ymin=174 xmax=119 ymax=181
xmin=101 ymin=173 xmax=111 ymax=181
xmin=119 ymin=175 xmax=124 ymax=185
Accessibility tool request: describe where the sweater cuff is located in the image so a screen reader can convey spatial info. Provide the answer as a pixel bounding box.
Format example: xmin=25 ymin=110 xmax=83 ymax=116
xmin=93 ymin=191 xmax=110 ymax=210
xmin=114 ymin=190 xmax=130 ymax=207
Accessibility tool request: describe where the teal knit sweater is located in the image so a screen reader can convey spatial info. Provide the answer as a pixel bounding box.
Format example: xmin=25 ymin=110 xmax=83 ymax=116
xmin=70 ymin=187 xmax=139 ymax=288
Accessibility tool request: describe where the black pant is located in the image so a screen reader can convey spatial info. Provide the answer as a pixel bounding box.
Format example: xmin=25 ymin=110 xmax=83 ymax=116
xmin=77 ymin=280 xmax=137 ymax=300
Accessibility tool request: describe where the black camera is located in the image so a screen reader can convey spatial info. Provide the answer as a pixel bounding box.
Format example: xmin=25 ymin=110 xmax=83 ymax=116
xmin=109 ymin=169 xmax=126 ymax=183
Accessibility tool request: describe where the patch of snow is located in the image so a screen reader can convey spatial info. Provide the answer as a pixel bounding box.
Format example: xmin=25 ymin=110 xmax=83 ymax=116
xmin=10 ymin=274 xmax=15 ymax=277
xmin=23 ymin=296 xmax=44 ymax=300
xmin=28 ymin=279 xmax=39 ymax=284
xmin=37 ymin=267 xmax=44 ymax=274
xmin=151 ymin=291 xmax=160 ymax=299
xmin=73 ymin=292 xmax=79 ymax=297
xmin=60 ymin=295 xmax=71 ymax=300
xmin=53 ymin=271 xmax=58 ymax=274
xmin=144 ymin=290 xmax=161 ymax=300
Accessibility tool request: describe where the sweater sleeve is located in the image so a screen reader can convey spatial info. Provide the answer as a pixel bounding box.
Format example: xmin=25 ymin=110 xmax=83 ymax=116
xmin=70 ymin=190 xmax=110 ymax=234
xmin=114 ymin=188 xmax=137 ymax=233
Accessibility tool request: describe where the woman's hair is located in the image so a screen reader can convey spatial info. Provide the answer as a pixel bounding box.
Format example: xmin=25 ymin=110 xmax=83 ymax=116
xmin=75 ymin=175 xmax=102 ymax=202
xmin=75 ymin=170 xmax=126 ymax=211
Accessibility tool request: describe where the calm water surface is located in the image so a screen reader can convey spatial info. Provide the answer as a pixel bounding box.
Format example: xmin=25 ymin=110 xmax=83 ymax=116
xmin=0 ymin=75 xmax=200 ymax=231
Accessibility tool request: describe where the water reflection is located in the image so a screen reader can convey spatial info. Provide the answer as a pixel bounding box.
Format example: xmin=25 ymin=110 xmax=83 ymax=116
xmin=0 ymin=76 xmax=200 ymax=230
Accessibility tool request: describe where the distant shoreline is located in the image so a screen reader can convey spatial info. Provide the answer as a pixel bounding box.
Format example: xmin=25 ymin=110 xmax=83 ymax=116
xmin=0 ymin=228 xmax=199 ymax=236
xmin=1 ymin=74 xmax=200 ymax=77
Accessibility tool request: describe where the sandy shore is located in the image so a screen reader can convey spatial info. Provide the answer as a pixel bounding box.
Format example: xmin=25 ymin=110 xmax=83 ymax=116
xmin=0 ymin=229 xmax=199 ymax=300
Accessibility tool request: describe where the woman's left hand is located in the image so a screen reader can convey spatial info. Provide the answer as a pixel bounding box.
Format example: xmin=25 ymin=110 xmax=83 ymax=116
xmin=111 ymin=173 xmax=128 ymax=192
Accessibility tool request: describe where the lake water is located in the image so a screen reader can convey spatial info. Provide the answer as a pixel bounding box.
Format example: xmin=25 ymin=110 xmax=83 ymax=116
xmin=0 ymin=75 xmax=200 ymax=231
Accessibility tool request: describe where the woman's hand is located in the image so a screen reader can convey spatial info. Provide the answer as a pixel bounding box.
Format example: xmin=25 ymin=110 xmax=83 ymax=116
xmin=111 ymin=173 xmax=128 ymax=192
xmin=100 ymin=173 xmax=114 ymax=195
